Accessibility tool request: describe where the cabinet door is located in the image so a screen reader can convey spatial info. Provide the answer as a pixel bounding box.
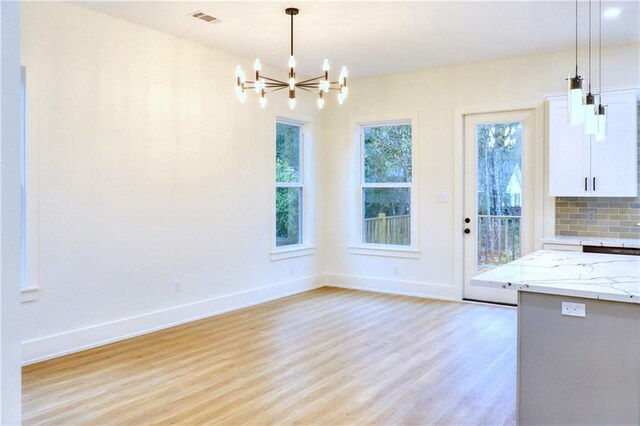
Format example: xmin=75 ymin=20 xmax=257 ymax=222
xmin=590 ymin=91 xmax=639 ymax=197
xmin=548 ymin=98 xmax=592 ymax=196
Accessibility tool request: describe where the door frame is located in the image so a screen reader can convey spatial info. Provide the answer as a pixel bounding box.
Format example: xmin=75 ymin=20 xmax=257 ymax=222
xmin=453 ymin=102 xmax=550 ymax=302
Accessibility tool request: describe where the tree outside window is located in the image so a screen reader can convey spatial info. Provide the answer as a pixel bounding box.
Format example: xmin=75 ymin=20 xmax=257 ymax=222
xmin=361 ymin=123 xmax=412 ymax=246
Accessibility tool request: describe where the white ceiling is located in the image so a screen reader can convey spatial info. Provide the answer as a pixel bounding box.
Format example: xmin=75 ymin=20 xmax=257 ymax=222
xmin=76 ymin=1 xmax=639 ymax=78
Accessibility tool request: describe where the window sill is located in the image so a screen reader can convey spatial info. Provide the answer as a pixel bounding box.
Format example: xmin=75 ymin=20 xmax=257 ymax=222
xmin=270 ymin=246 xmax=316 ymax=261
xmin=21 ymin=286 xmax=39 ymax=303
xmin=349 ymin=245 xmax=420 ymax=259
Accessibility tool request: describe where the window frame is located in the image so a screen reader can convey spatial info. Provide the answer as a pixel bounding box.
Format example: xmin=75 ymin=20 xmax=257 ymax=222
xmin=271 ymin=116 xmax=315 ymax=260
xmin=351 ymin=117 xmax=420 ymax=258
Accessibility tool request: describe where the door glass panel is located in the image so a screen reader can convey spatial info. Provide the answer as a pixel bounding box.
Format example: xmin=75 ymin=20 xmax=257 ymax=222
xmin=476 ymin=122 xmax=522 ymax=272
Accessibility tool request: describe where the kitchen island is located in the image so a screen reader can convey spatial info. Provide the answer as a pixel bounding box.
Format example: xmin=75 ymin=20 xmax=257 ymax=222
xmin=472 ymin=250 xmax=640 ymax=425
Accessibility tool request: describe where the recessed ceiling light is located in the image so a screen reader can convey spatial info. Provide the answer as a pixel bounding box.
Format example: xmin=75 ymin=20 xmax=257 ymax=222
xmin=603 ymin=8 xmax=621 ymax=18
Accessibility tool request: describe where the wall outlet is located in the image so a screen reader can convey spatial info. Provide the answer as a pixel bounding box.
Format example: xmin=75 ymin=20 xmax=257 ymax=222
xmin=393 ymin=265 xmax=399 ymax=275
xmin=173 ymin=280 xmax=181 ymax=293
xmin=587 ymin=209 xmax=597 ymax=222
xmin=562 ymin=301 xmax=585 ymax=317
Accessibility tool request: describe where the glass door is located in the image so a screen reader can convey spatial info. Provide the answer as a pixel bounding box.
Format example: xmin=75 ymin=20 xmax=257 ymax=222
xmin=463 ymin=111 xmax=535 ymax=305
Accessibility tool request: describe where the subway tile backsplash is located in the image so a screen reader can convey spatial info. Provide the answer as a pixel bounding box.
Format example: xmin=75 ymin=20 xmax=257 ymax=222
xmin=555 ymin=197 xmax=640 ymax=239
xmin=555 ymin=105 xmax=640 ymax=239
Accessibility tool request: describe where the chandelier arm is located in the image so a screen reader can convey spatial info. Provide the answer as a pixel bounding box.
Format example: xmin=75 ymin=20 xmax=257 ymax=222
xmin=296 ymin=76 xmax=325 ymax=85
xmin=296 ymin=83 xmax=325 ymax=88
xmin=260 ymin=76 xmax=289 ymax=85
xmin=265 ymin=87 xmax=288 ymax=93
xmin=296 ymin=86 xmax=313 ymax=93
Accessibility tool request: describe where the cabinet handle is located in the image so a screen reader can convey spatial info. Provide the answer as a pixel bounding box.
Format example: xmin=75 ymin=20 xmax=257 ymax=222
xmin=585 ymin=177 xmax=588 ymax=191
xmin=593 ymin=177 xmax=596 ymax=191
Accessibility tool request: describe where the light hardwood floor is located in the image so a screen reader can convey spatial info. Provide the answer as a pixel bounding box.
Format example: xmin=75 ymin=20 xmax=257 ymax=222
xmin=23 ymin=288 xmax=517 ymax=425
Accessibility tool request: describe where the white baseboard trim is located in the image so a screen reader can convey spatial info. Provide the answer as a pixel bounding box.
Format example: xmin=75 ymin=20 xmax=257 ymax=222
xmin=22 ymin=275 xmax=324 ymax=365
xmin=323 ymin=273 xmax=456 ymax=301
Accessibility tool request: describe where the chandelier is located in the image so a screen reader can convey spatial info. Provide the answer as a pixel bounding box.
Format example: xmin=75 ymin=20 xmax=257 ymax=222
xmin=235 ymin=7 xmax=349 ymax=110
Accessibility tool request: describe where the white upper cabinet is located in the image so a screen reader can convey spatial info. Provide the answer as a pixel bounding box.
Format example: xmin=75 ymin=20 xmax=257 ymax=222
xmin=548 ymin=89 xmax=638 ymax=197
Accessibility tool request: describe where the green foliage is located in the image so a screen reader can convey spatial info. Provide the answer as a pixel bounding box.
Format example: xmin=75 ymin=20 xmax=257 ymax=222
xmin=363 ymin=125 xmax=412 ymax=220
xmin=364 ymin=125 xmax=412 ymax=183
xmin=276 ymin=188 xmax=301 ymax=246
xmin=275 ymin=123 xmax=301 ymax=246
xmin=276 ymin=123 xmax=301 ymax=183
xmin=363 ymin=188 xmax=410 ymax=219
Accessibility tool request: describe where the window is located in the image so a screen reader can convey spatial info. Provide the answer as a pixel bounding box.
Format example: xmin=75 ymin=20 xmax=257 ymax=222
xmin=360 ymin=122 xmax=413 ymax=247
xmin=275 ymin=120 xmax=304 ymax=247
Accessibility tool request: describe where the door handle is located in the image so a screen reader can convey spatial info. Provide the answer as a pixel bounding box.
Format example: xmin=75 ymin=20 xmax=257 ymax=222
xmin=585 ymin=177 xmax=588 ymax=191
xmin=593 ymin=177 xmax=596 ymax=191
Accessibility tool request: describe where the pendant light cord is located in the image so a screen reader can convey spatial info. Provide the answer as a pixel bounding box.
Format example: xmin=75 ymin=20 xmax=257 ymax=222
xmin=290 ymin=12 xmax=294 ymax=56
xmin=598 ymin=0 xmax=602 ymax=99
xmin=588 ymin=0 xmax=592 ymax=92
xmin=575 ymin=0 xmax=579 ymax=75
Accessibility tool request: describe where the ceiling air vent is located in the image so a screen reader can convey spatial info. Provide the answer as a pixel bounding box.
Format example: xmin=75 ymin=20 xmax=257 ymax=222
xmin=190 ymin=11 xmax=219 ymax=23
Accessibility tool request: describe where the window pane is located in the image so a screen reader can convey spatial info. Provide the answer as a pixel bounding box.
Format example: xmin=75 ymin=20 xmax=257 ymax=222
xmin=476 ymin=122 xmax=522 ymax=267
xmin=276 ymin=187 xmax=302 ymax=247
xmin=276 ymin=122 xmax=301 ymax=183
xmin=363 ymin=188 xmax=410 ymax=245
xmin=364 ymin=124 xmax=412 ymax=183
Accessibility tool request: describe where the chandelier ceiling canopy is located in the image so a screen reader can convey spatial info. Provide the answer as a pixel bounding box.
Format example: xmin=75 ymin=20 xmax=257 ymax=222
xmin=235 ymin=7 xmax=349 ymax=110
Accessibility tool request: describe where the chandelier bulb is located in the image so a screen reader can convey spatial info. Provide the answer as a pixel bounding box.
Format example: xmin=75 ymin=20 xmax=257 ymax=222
xmin=323 ymin=59 xmax=330 ymax=72
xmin=259 ymin=96 xmax=267 ymax=109
xmin=236 ymin=66 xmax=246 ymax=83
xmin=317 ymin=97 xmax=325 ymax=109
xmin=239 ymin=91 xmax=247 ymax=104
xmin=289 ymin=77 xmax=296 ymax=90
xmin=338 ymin=93 xmax=345 ymax=105
xmin=254 ymin=59 xmax=261 ymax=72
xmin=288 ymin=55 xmax=296 ymax=68
xmin=289 ymin=98 xmax=296 ymax=110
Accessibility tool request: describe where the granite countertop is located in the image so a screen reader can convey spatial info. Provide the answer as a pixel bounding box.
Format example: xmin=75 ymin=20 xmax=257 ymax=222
xmin=542 ymin=235 xmax=640 ymax=248
xmin=471 ymin=250 xmax=640 ymax=304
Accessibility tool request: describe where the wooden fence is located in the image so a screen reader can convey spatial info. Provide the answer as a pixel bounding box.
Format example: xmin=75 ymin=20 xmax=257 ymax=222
xmin=477 ymin=215 xmax=521 ymax=266
xmin=364 ymin=213 xmax=410 ymax=245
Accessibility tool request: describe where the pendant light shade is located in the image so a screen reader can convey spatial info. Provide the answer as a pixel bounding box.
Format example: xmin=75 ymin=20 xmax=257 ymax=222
xmin=584 ymin=93 xmax=597 ymax=135
xmin=568 ymin=76 xmax=584 ymax=125
xmin=595 ymin=104 xmax=606 ymax=141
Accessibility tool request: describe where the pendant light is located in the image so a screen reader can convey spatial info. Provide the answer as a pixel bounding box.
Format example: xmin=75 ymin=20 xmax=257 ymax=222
xmin=595 ymin=0 xmax=607 ymax=141
xmin=583 ymin=0 xmax=597 ymax=135
xmin=567 ymin=0 xmax=584 ymax=125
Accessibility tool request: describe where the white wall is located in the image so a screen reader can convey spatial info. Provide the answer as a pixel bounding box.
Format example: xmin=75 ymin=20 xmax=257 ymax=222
xmin=1 ymin=1 xmax=23 ymax=423
xmin=21 ymin=2 xmax=325 ymax=364
xmin=322 ymin=43 xmax=640 ymax=300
